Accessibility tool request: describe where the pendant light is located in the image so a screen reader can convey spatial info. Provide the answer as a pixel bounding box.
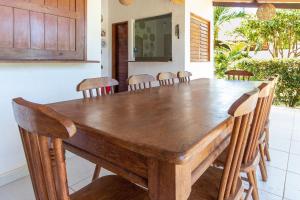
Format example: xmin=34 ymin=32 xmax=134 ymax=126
xmin=257 ymin=3 xmax=276 ymax=20
xmin=170 ymin=0 xmax=185 ymax=5
xmin=119 ymin=0 xmax=134 ymax=6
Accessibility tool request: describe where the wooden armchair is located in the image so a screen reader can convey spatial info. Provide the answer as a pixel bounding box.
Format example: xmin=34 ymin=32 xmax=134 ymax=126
xmin=77 ymin=77 xmax=119 ymax=98
xmin=77 ymin=77 xmax=118 ymax=180
xmin=128 ymin=74 xmax=156 ymax=91
xmin=12 ymin=98 xmax=147 ymax=200
xmin=157 ymin=72 xmax=177 ymax=86
xmin=177 ymin=71 xmax=192 ymax=83
xmin=215 ymin=82 xmax=272 ymax=200
xmin=225 ymin=70 xmax=254 ymax=80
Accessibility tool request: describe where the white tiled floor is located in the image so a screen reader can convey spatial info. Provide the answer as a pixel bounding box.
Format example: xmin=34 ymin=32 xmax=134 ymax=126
xmin=0 ymin=106 xmax=299 ymax=200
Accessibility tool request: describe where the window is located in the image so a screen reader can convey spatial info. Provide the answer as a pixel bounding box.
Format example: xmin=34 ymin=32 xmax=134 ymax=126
xmin=134 ymin=13 xmax=172 ymax=61
xmin=0 ymin=0 xmax=86 ymax=60
xmin=190 ymin=13 xmax=210 ymax=62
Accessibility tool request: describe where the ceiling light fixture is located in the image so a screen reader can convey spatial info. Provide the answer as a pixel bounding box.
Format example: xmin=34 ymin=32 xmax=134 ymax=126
xmin=257 ymin=3 xmax=276 ymax=20
xmin=119 ymin=0 xmax=134 ymax=6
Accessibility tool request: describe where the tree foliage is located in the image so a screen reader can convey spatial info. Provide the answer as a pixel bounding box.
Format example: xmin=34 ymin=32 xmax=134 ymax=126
xmin=215 ymin=42 xmax=250 ymax=78
xmin=234 ymin=58 xmax=300 ymax=107
xmin=235 ymin=10 xmax=300 ymax=58
xmin=214 ymin=7 xmax=245 ymax=45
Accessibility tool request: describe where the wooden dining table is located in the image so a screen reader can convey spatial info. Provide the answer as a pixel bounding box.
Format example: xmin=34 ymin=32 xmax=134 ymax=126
xmin=49 ymin=78 xmax=259 ymax=200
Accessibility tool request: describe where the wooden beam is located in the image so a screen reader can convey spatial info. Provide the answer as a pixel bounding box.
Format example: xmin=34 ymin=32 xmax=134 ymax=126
xmin=213 ymin=1 xmax=300 ymax=8
xmin=257 ymin=0 xmax=300 ymax=3
xmin=213 ymin=0 xmax=253 ymax=2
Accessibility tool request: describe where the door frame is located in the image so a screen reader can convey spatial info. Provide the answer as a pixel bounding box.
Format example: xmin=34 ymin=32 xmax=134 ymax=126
xmin=111 ymin=21 xmax=129 ymax=80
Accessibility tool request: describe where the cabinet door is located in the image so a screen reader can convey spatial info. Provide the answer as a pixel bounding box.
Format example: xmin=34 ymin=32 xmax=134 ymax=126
xmin=0 ymin=0 xmax=86 ymax=60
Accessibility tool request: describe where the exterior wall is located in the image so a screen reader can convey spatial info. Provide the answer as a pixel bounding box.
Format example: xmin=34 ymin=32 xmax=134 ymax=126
xmin=106 ymin=0 xmax=186 ymax=78
xmin=185 ymin=0 xmax=214 ymax=79
xmin=0 ymin=0 xmax=102 ymax=186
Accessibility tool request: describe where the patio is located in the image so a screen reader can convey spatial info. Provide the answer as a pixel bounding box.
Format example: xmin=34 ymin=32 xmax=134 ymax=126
xmin=0 ymin=106 xmax=299 ymax=200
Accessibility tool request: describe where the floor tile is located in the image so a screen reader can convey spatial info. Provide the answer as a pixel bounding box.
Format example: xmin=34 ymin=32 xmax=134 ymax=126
xmin=290 ymin=140 xmax=300 ymax=155
xmin=287 ymin=154 xmax=300 ymax=174
xmin=294 ymin=112 xmax=300 ymax=131
xmin=0 ymin=176 xmax=34 ymax=200
xmin=256 ymin=165 xmax=286 ymax=197
xmin=70 ymin=176 xmax=92 ymax=191
xmin=267 ymin=149 xmax=289 ymax=170
xmin=269 ymin=135 xmax=291 ymax=153
xmin=259 ymin=190 xmax=282 ymax=200
xmin=66 ymin=156 xmax=95 ymax=186
xmin=292 ymin=129 xmax=300 ymax=142
xmin=284 ymin=172 xmax=300 ymax=200
xmin=269 ymin=126 xmax=293 ymax=140
xmin=70 ymin=169 xmax=114 ymax=191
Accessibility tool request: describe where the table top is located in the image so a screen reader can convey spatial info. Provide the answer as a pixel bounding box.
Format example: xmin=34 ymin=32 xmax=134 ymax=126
xmin=49 ymin=79 xmax=259 ymax=163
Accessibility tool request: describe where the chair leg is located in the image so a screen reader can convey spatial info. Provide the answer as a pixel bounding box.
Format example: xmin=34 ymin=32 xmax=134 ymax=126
xmin=259 ymin=144 xmax=268 ymax=182
xmin=92 ymin=165 xmax=101 ymax=181
xmin=264 ymin=127 xmax=271 ymax=161
xmin=247 ymin=171 xmax=259 ymax=200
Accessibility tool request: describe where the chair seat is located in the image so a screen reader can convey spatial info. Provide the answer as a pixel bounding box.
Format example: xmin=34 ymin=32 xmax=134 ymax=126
xmin=70 ymin=175 xmax=148 ymax=200
xmin=188 ymin=167 xmax=243 ymax=200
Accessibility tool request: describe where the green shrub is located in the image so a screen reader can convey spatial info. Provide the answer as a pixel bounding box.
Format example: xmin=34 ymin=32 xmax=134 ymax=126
xmin=230 ymin=58 xmax=300 ymax=107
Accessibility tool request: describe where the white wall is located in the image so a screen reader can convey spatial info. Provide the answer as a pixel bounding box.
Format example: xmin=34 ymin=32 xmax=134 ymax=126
xmin=101 ymin=0 xmax=109 ymax=76
xmin=0 ymin=0 xmax=102 ymax=186
xmin=105 ymin=0 xmax=214 ymax=79
xmin=185 ymin=0 xmax=214 ymax=79
xmin=106 ymin=0 xmax=186 ymax=78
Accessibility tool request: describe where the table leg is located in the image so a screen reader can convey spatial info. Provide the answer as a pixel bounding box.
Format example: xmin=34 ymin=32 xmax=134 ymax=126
xmin=148 ymin=158 xmax=191 ymax=200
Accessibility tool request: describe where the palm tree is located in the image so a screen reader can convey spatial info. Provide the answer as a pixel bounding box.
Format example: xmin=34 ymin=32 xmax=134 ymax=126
xmin=214 ymin=7 xmax=245 ymax=46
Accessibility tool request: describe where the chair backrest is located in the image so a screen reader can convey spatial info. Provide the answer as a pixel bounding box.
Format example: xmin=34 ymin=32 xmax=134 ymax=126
xmin=243 ymin=82 xmax=272 ymax=164
xmin=218 ymin=89 xmax=259 ymax=200
xmin=12 ymin=98 xmax=77 ymax=200
xmin=77 ymin=77 xmax=119 ymax=98
xmin=225 ymin=70 xmax=254 ymax=81
xmin=265 ymin=75 xmax=279 ymax=122
xmin=128 ymin=74 xmax=156 ymax=91
xmin=177 ymin=71 xmax=192 ymax=83
xmin=157 ymin=72 xmax=177 ymax=86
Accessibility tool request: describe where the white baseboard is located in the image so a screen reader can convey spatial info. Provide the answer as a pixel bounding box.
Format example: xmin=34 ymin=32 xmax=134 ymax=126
xmin=0 ymin=165 xmax=29 ymax=187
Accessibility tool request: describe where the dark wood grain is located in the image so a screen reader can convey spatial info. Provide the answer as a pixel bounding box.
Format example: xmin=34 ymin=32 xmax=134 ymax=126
xmin=115 ymin=22 xmax=129 ymax=92
xmin=50 ymin=79 xmax=259 ymax=164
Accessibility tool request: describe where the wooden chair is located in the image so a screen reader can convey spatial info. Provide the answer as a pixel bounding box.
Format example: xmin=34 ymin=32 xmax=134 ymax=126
xmin=259 ymin=76 xmax=280 ymax=163
xmin=187 ymin=88 xmax=259 ymax=200
xmin=77 ymin=77 xmax=118 ymax=180
xmin=157 ymin=72 xmax=177 ymax=86
xmin=177 ymin=71 xmax=192 ymax=83
xmin=225 ymin=70 xmax=254 ymax=80
xmin=128 ymin=74 xmax=156 ymax=91
xmin=77 ymin=77 xmax=119 ymax=98
xmin=12 ymin=98 xmax=147 ymax=200
xmin=215 ymin=82 xmax=272 ymax=200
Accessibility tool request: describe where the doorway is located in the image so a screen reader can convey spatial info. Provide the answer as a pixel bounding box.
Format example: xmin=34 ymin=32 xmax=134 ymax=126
xmin=112 ymin=22 xmax=129 ymax=92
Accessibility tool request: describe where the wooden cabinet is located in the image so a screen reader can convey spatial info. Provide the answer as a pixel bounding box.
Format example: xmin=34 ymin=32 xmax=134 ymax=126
xmin=0 ymin=0 xmax=86 ymax=60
